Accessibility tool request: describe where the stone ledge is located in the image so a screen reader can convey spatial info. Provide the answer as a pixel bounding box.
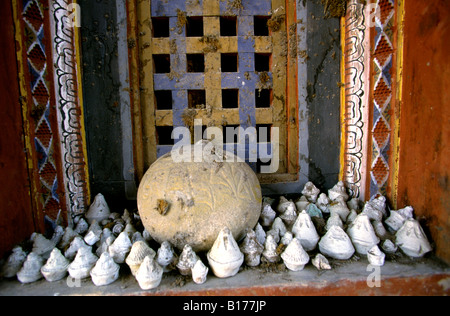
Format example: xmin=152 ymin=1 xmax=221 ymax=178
xmin=1 ymin=257 xmax=448 ymax=296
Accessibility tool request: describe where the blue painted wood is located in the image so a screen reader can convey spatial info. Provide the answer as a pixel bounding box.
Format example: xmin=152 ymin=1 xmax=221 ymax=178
xmin=237 ymin=16 xmax=253 ymax=36
xmin=186 ymin=0 xmax=203 ymax=16
xmin=172 ymin=90 xmax=188 ymax=127
xmin=175 ymin=74 xmax=205 ymax=89
xmin=238 ymin=52 xmax=254 ymax=72
xmin=152 ymin=0 xmax=187 ymax=17
xmin=220 ymin=0 xmax=271 ymax=16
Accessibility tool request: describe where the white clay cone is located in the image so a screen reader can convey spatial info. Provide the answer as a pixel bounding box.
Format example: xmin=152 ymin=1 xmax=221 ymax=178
xmin=135 ymin=255 xmax=163 ymax=290
xmin=281 ymin=238 xmax=310 ymax=271
xmin=367 ymin=245 xmax=385 ymax=267
xmin=126 ymin=240 xmax=156 ymax=276
xmin=31 ymin=233 xmax=55 ymax=260
xmin=291 ymin=210 xmax=320 ymax=251
xmin=41 ymin=248 xmax=70 ymax=282
xmin=328 ymin=181 xmax=349 ymax=202
xmin=156 ymin=241 xmax=176 ymax=272
xmin=312 ymin=253 xmax=331 ymax=270
xmin=176 ymin=244 xmax=199 ymax=276
xmin=316 ymin=193 xmax=330 ymax=212
xmin=74 ymin=217 xmax=89 ymax=235
xmin=262 ymin=234 xmax=279 ymax=263
xmin=362 ymin=195 xmax=386 ymax=222
xmin=280 ymin=231 xmax=293 ymax=246
xmin=65 ymin=236 xmax=89 ymax=261
xmin=325 ymin=212 xmax=344 ymax=231
xmin=108 ymin=231 xmax=132 ymax=264
xmin=271 ymin=217 xmax=287 ymax=237
xmin=58 ymin=226 xmax=80 ymax=250
xmin=395 ymin=218 xmax=432 ymax=258
xmin=96 ymin=235 xmax=115 ymax=257
xmin=381 ymin=239 xmax=398 ymax=254
xmin=68 ymin=246 xmax=98 ymax=280
xmin=279 ymin=203 xmax=298 ymax=228
xmin=276 ymin=196 xmax=291 ymax=213
xmin=86 ymin=193 xmax=111 ymax=224
xmin=84 ymin=220 xmax=102 ymax=246
xmin=254 ymin=223 xmax=266 ymax=246
xmin=17 ymin=252 xmax=44 ymax=284
xmin=260 ymin=204 xmax=276 ymax=227
xmin=191 ymin=259 xmax=209 ymax=285
xmin=318 ymin=225 xmax=355 ymax=260
xmin=346 ymin=213 xmax=380 ymax=255
xmin=90 ymin=252 xmax=120 ymax=286
xmin=207 ymin=227 xmax=244 ymax=278
xmin=240 ymin=230 xmax=264 ymax=267
xmin=385 ymin=207 xmax=413 ymax=233
xmin=302 ymin=181 xmax=320 ymax=203
xmin=1 ymin=246 xmax=27 ymax=278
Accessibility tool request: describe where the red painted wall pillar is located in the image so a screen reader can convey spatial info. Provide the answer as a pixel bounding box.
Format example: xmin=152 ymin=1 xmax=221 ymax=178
xmin=397 ymin=0 xmax=450 ymax=264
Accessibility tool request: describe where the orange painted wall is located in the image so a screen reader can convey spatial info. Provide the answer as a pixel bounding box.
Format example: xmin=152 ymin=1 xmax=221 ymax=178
xmin=397 ymin=0 xmax=450 ymax=263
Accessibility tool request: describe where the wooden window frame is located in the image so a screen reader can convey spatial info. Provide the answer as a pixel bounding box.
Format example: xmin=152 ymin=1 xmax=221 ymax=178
xmin=128 ymin=0 xmax=299 ymax=184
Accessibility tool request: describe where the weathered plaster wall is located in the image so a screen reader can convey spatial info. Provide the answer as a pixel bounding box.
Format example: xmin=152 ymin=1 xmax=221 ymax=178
xmin=80 ymin=0 xmax=136 ymax=211
xmin=397 ymin=0 xmax=450 ymax=264
xmin=305 ymin=0 xmax=341 ymax=192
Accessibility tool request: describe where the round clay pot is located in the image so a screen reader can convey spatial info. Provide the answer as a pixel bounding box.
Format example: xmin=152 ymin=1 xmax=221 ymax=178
xmin=137 ymin=141 xmax=262 ymax=252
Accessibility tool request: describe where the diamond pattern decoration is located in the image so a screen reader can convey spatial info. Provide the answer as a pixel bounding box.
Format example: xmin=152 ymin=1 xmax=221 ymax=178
xmin=374 ymin=34 xmax=393 ymax=67
xmin=369 ymin=0 xmax=396 ymax=198
xmin=23 ymin=0 xmax=43 ymax=33
xmin=28 ymin=43 xmax=46 ymax=72
xmin=32 ymin=80 xmax=50 ymax=106
xmin=373 ymin=77 xmax=391 ymax=109
xmin=371 ymin=156 xmax=389 ymax=186
xmin=378 ymin=0 xmax=395 ymax=26
xmin=373 ymin=117 xmax=390 ymax=148
xmin=40 ymin=161 xmax=57 ymax=190
xmin=35 ymin=118 xmax=52 ymax=148
xmin=21 ymin=0 xmax=62 ymax=221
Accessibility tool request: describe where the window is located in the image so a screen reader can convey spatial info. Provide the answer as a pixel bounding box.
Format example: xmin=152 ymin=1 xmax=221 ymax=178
xmin=220 ymin=16 xmax=237 ymax=36
xmin=186 ymin=16 xmax=203 ymax=37
xmin=221 ymin=53 xmax=238 ymax=72
xmin=137 ymin=0 xmax=299 ymax=181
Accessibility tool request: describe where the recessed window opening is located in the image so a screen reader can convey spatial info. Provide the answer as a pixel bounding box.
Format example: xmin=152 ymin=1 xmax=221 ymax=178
xmin=223 ymin=125 xmax=240 ymax=144
xmin=188 ymin=90 xmax=206 ymax=109
xmin=186 ymin=16 xmax=204 ymax=37
xmin=255 ymin=89 xmax=272 ymax=108
xmin=255 ymin=53 xmax=271 ymax=72
xmin=254 ymin=16 xmax=270 ymax=36
xmin=153 ymin=54 xmax=171 ymax=73
xmin=222 ymin=89 xmax=239 ymax=108
xmin=155 ymin=90 xmax=173 ymax=110
xmin=152 ymin=17 xmax=170 ymax=38
xmin=221 ymin=53 xmax=238 ymax=72
xmin=156 ymin=126 xmax=174 ymax=145
xmin=186 ymin=54 xmax=205 ymax=73
xmin=220 ymin=16 xmax=237 ymax=36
